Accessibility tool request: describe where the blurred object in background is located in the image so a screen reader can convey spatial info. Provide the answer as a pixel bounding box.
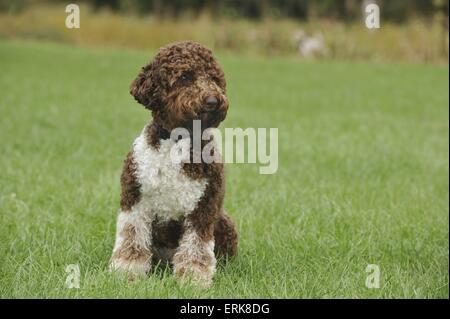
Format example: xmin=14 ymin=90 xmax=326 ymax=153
xmin=0 ymin=0 xmax=448 ymax=63
xmin=293 ymin=30 xmax=327 ymax=59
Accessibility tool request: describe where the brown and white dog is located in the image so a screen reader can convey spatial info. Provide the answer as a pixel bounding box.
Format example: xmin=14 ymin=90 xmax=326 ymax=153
xmin=109 ymin=41 xmax=238 ymax=287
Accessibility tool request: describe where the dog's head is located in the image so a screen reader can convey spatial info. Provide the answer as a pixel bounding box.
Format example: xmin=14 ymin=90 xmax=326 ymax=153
xmin=130 ymin=41 xmax=228 ymax=131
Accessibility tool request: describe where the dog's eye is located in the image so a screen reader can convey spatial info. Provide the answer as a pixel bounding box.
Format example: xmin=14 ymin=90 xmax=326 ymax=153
xmin=177 ymin=72 xmax=194 ymax=86
xmin=210 ymin=75 xmax=225 ymax=89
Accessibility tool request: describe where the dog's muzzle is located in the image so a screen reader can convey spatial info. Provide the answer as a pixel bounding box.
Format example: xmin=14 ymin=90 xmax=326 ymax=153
xmin=197 ymin=95 xmax=228 ymax=127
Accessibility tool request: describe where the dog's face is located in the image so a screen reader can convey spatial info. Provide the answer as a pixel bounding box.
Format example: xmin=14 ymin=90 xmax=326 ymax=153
xmin=130 ymin=41 xmax=229 ymax=131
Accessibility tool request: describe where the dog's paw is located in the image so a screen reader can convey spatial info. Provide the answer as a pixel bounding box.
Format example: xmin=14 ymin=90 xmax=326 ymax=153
xmin=109 ymin=257 xmax=150 ymax=280
xmin=173 ymin=259 xmax=216 ymax=288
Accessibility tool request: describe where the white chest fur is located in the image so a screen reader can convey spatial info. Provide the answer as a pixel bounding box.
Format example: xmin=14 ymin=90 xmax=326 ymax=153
xmin=132 ymin=129 xmax=207 ymax=220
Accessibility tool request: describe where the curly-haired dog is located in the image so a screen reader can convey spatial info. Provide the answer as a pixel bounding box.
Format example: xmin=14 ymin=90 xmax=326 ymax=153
xmin=109 ymin=41 xmax=238 ymax=287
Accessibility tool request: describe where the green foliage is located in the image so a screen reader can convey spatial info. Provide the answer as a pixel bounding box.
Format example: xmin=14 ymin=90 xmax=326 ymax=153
xmin=0 ymin=40 xmax=448 ymax=298
xmin=4 ymin=0 xmax=449 ymax=21
xmin=0 ymin=0 xmax=27 ymax=13
xmin=1 ymin=5 xmax=448 ymax=63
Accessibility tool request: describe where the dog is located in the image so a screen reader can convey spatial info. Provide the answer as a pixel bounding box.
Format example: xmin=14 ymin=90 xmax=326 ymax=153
xmin=109 ymin=41 xmax=238 ymax=287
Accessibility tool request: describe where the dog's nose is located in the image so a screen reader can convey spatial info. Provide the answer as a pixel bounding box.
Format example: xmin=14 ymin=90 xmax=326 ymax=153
xmin=205 ymin=95 xmax=218 ymax=108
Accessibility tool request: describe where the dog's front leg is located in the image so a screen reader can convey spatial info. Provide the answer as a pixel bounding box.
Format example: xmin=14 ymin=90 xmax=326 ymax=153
xmin=173 ymin=217 xmax=216 ymax=288
xmin=109 ymin=209 xmax=153 ymax=279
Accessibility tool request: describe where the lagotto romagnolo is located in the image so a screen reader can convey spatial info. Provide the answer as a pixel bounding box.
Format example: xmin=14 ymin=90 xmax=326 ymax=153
xmin=109 ymin=41 xmax=238 ymax=287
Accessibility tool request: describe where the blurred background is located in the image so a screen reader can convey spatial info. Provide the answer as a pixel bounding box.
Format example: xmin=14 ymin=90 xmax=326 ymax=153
xmin=0 ymin=0 xmax=448 ymax=63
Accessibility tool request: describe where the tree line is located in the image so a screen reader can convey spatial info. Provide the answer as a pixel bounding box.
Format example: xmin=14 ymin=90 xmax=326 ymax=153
xmin=91 ymin=0 xmax=448 ymax=22
xmin=1 ymin=0 xmax=449 ymax=22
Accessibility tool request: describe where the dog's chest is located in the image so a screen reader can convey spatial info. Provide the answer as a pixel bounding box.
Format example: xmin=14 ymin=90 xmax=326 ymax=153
xmin=132 ymin=132 xmax=207 ymax=220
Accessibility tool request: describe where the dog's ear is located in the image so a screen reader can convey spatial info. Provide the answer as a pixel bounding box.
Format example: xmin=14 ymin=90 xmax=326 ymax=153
xmin=130 ymin=64 xmax=155 ymax=110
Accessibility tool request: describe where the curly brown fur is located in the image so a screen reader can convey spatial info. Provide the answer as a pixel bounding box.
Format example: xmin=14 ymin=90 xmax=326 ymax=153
xmin=120 ymin=152 xmax=141 ymax=212
xmin=214 ymin=212 xmax=239 ymax=258
xmin=111 ymin=41 xmax=238 ymax=287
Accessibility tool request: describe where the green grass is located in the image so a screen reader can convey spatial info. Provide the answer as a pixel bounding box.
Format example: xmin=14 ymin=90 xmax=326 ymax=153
xmin=0 ymin=40 xmax=448 ymax=298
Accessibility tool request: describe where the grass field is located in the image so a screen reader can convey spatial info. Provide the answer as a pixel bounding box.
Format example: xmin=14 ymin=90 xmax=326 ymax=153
xmin=0 ymin=40 xmax=448 ymax=298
